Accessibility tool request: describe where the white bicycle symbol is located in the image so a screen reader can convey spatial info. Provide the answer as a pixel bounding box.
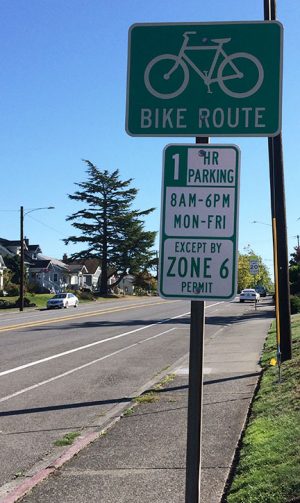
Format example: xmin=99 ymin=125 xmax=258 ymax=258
xmin=144 ymin=31 xmax=264 ymax=99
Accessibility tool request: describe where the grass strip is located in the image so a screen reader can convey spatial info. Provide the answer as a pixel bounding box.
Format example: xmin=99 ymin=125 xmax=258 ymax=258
xmin=226 ymin=314 xmax=300 ymax=503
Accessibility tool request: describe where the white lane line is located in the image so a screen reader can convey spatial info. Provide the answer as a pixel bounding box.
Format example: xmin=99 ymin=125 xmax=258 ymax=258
xmin=0 ymin=328 xmax=176 ymax=404
xmin=0 ymin=301 xmax=223 ymax=380
xmin=0 ymin=312 xmax=190 ymax=378
xmin=0 ymin=302 xmax=223 ymax=378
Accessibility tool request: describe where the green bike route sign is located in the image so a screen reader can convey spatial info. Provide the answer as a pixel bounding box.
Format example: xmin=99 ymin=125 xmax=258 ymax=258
xmin=126 ymin=22 xmax=283 ymax=137
xmin=159 ymin=144 xmax=240 ymax=300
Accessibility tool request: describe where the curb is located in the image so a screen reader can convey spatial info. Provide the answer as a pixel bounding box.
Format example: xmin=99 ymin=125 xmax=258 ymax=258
xmin=0 ymin=432 xmax=99 ymax=503
xmin=0 ymin=353 xmax=189 ymax=503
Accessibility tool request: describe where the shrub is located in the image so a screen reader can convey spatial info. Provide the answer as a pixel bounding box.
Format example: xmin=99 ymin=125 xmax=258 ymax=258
xmin=0 ymin=299 xmax=15 ymax=309
xmin=290 ymin=295 xmax=300 ymax=314
xmin=27 ymin=282 xmax=51 ymax=294
xmin=134 ymin=287 xmax=147 ymax=296
xmin=15 ymin=297 xmax=36 ymax=308
xmin=77 ymin=291 xmax=95 ymax=301
xmin=6 ymin=284 xmax=20 ymax=296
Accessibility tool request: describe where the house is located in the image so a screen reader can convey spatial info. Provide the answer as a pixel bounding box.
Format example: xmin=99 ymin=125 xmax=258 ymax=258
xmin=0 ymin=255 xmax=7 ymax=291
xmin=117 ymin=274 xmax=135 ymax=295
xmin=0 ymin=237 xmax=106 ymax=294
xmin=0 ymin=238 xmax=22 ymax=256
xmin=0 ymin=238 xmax=66 ymax=293
xmin=81 ymin=258 xmax=101 ymax=291
xmin=26 ymin=243 xmax=42 ymax=261
xmin=28 ymin=256 xmax=103 ymax=293
xmin=67 ymin=263 xmax=88 ymax=290
xmin=0 ymin=238 xmax=42 ymax=263
xmin=0 ymin=242 xmax=14 ymax=259
xmin=28 ymin=256 xmax=69 ymax=293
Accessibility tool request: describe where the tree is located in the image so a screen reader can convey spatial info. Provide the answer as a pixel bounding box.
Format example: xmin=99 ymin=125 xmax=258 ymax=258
xmin=289 ymin=245 xmax=300 ymax=295
xmin=133 ymin=270 xmax=157 ymax=293
xmin=3 ymin=255 xmax=21 ymax=285
xmin=64 ymin=160 xmax=157 ymax=295
xmin=289 ymin=245 xmax=300 ymax=266
xmin=238 ymin=248 xmax=273 ymax=293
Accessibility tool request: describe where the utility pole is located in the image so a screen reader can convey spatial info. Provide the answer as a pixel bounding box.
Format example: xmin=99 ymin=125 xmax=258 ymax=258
xmin=264 ymin=0 xmax=292 ymax=361
xmin=19 ymin=206 xmax=55 ymax=312
xmin=20 ymin=206 xmax=25 ymax=312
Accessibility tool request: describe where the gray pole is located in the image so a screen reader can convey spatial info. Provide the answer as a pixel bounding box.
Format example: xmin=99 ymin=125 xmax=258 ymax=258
xmin=185 ymin=301 xmax=205 ymax=502
xmin=185 ymin=136 xmax=208 ymax=503
xmin=264 ymin=0 xmax=292 ymax=361
xmin=20 ymin=206 xmax=24 ymax=312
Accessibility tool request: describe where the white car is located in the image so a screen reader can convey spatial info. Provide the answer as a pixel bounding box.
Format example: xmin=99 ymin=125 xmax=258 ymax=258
xmin=239 ymin=288 xmax=260 ymax=303
xmin=46 ymin=293 xmax=79 ymax=309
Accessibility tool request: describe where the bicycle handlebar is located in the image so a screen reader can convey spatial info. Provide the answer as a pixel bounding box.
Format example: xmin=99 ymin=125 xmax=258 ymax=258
xmin=183 ymin=31 xmax=197 ymax=38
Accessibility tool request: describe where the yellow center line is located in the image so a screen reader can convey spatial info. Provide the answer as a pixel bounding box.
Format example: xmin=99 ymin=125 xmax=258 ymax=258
xmin=0 ymin=300 xmax=177 ymax=333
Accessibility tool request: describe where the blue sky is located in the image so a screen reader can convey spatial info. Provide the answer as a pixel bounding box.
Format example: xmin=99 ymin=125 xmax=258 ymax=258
xmin=0 ymin=0 xmax=299 ymax=280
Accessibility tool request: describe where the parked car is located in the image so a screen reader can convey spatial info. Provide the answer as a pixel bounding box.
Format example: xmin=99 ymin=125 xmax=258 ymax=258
xmin=255 ymin=285 xmax=267 ymax=297
xmin=46 ymin=292 xmax=79 ymax=309
xmin=239 ymin=288 xmax=260 ymax=303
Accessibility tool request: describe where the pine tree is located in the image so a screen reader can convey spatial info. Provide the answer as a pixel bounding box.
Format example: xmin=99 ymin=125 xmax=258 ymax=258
xmin=64 ymin=160 xmax=156 ymax=295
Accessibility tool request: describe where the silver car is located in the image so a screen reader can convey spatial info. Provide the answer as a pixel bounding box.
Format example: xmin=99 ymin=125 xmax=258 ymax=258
xmin=46 ymin=293 xmax=79 ymax=309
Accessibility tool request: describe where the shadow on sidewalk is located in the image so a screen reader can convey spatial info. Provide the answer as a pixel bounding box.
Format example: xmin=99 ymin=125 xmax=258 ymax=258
xmin=0 ymin=371 xmax=260 ymax=418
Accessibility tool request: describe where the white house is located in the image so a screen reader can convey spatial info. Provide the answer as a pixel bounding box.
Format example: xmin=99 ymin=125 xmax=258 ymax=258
xmin=67 ymin=264 xmax=88 ymax=290
xmin=0 ymin=255 xmax=7 ymax=291
xmin=117 ymin=274 xmax=135 ymax=295
xmin=28 ymin=256 xmax=69 ymax=293
xmin=81 ymin=259 xmax=102 ymax=291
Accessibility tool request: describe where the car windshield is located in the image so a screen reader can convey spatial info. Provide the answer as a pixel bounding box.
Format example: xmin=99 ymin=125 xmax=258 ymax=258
xmin=53 ymin=294 xmax=67 ymax=299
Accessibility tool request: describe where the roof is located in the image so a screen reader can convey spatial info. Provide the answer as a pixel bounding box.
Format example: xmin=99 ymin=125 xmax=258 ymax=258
xmin=68 ymin=264 xmax=88 ymax=273
xmin=0 ymin=238 xmax=40 ymax=252
xmin=0 ymin=244 xmax=14 ymax=257
xmin=37 ymin=254 xmax=69 ymax=270
xmin=0 ymin=255 xmax=7 ymax=268
xmin=27 ymin=244 xmax=42 ymax=252
xmin=29 ymin=260 xmax=51 ymax=269
xmin=79 ymin=258 xmax=101 ymax=274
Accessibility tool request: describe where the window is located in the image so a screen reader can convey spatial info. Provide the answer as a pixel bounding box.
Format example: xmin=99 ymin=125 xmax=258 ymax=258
xmin=53 ymin=273 xmax=58 ymax=282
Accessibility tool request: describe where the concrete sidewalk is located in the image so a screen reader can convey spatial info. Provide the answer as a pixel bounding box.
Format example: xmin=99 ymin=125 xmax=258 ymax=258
xmin=2 ymin=304 xmax=274 ymax=503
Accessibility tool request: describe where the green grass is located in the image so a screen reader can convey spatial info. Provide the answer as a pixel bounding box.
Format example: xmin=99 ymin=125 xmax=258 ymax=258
xmin=0 ymin=293 xmax=53 ymax=309
xmin=54 ymin=431 xmax=81 ymax=446
xmin=0 ymin=292 xmax=97 ymax=309
xmin=226 ymin=314 xmax=300 ymax=503
xmin=152 ymin=373 xmax=176 ymax=390
xmin=134 ymin=391 xmax=159 ymax=404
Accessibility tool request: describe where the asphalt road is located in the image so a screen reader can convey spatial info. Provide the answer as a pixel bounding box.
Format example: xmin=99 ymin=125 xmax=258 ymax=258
xmin=0 ymin=296 xmax=268 ymax=490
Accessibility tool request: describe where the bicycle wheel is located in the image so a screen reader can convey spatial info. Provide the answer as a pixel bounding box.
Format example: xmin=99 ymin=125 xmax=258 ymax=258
xmin=144 ymin=54 xmax=189 ymax=99
xmin=217 ymin=52 xmax=264 ymax=98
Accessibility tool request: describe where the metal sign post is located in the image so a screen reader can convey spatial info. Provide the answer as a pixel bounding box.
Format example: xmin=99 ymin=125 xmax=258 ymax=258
xmin=158 ymin=141 xmax=240 ymax=502
xmin=186 ymin=299 xmax=205 ymax=502
xmin=185 ymin=136 xmax=208 ymax=503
